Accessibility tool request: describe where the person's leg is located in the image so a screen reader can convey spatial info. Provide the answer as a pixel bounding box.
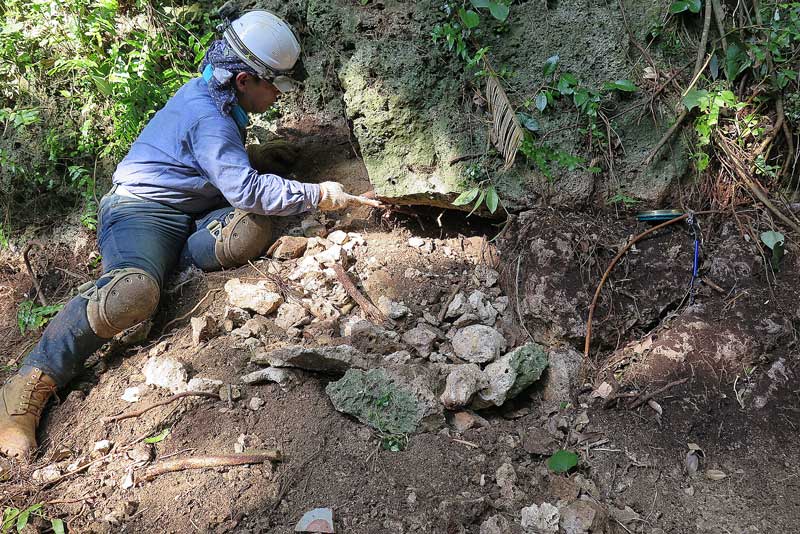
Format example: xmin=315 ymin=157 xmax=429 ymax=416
xmin=1 ymin=193 xmax=192 ymax=458
xmin=179 ymin=207 xmax=273 ymax=272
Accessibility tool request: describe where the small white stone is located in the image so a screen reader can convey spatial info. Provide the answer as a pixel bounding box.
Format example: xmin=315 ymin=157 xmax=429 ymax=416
xmin=93 ymin=440 xmax=113 ymax=454
xmin=408 ymin=237 xmax=425 ymax=248
xmin=121 ymin=385 xmax=143 ymax=403
xmin=187 ymin=377 xmax=223 ymax=394
xmin=249 ymin=397 xmax=265 ymax=410
xmin=327 ymin=230 xmax=349 ymax=245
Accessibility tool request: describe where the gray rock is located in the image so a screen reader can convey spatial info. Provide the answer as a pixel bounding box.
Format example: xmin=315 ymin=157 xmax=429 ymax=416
xmin=186 ymin=377 xmax=223 ymax=394
xmin=402 ymin=324 xmax=439 ymax=357
xmin=377 ymin=295 xmax=410 ymax=319
xmin=224 ymin=278 xmax=283 ymax=315
xmin=452 ymin=313 xmax=480 ymax=328
xmin=143 ymin=356 xmax=188 ymax=393
xmin=440 ymin=364 xmax=488 ymax=409
xmin=559 ymin=499 xmax=608 ymax=534
xmin=242 ymin=315 xmax=270 ymax=337
xmin=479 ymin=515 xmax=511 ymax=534
xmin=275 ymin=301 xmax=311 ymax=331
xmin=452 ymin=325 xmax=507 ymax=364
xmin=248 ymin=397 xmax=265 ymax=410
xmin=468 ymin=290 xmax=499 ymax=325
xmin=384 ymin=350 xmax=413 ymax=364
xmin=472 ymin=343 xmax=548 ymax=409
xmin=351 ymin=320 xmax=406 ymax=354
xmin=191 ymin=314 xmax=217 ymax=346
xmin=542 ymin=347 xmax=583 ymax=403
xmin=251 ymin=344 xmax=377 ymax=373
xmin=240 ymin=367 xmax=298 ymax=389
xmin=445 ymin=292 xmax=469 ymax=319
xmin=222 ymin=306 xmax=250 ymax=332
xmin=301 ymin=217 xmax=327 ymax=238
xmin=472 ymin=265 xmax=500 ymax=287
xmin=521 ymin=502 xmax=560 ymax=533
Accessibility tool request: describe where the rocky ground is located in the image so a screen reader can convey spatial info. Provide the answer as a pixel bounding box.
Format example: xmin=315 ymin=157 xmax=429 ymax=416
xmin=1 ymin=127 xmax=799 ymax=534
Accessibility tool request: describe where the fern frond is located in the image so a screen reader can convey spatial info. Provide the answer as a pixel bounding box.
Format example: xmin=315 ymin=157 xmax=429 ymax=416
xmin=486 ymin=74 xmax=524 ymax=170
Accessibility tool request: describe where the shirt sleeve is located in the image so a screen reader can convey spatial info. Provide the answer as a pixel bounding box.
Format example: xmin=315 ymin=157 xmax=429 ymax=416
xmin=187 ymin=116 xmax=320 ymax=216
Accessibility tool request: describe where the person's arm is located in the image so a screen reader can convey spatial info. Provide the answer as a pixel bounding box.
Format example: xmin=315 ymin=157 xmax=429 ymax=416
xmin=188 ymin=116 xmax=320 ymax=216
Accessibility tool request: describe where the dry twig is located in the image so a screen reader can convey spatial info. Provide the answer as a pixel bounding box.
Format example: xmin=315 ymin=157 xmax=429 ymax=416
xmin=331 ymin=263 xmax=386 ymax=323
xmin=102 ymin=391 xmax=219 ymax=424
xmin=628 ymin=377 xmax=689 ymax=410
xmin=23 ymin=242 xmax=47 ymax=307
xmin=160 ymin=288 xmax=220 ymax=333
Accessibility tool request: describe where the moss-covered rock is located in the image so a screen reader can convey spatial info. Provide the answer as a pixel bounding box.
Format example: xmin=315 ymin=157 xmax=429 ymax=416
xmin=326 ymin=367 xmax=430 ymax=435
xmin=252 ymin=0 xmax=689 ymax=209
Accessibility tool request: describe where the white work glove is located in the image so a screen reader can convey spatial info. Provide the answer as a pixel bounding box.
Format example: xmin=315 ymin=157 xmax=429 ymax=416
xmin=318 ymin=181 xmax=382 ymax=211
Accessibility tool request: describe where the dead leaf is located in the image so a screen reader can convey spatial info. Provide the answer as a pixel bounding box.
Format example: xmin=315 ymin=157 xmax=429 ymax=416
xmin=486 ymin=75 xmax=524 ymax=170
xmin=647 ymin=399 xmax=662 ymax=415
xmin=705 ymin=469 xmax=727 ymax=480
xmin=591 ymin=382 xmax=613 ymax=399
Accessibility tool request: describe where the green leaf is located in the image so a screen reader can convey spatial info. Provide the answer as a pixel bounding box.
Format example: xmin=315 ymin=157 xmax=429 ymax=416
xmin=547 ymin=450 xmax=579 ymax=473
xmin=467 ymin=190 xmax=486 ymax=217
xmin=669 ymin=1 xmax=691 ymax=13
xmin=459 ymin=8 xmax=480 ymax=29
xmin=542 ymin=55 xmax=559 ymax=76
xmin=682 ymin=89 xmax=708 ymax=111
xmin=724 ymin=41 xmax=751 ymax=81
xmin=91 ymin=75 xmax=113 ymax=96
xmin=535 ymin=92 xmax=548 ymax=112
xmin=470 ymin=0 xmax=490 ymax=7
xmin=760 ymin=231 xmax=785 ymax=250
xmin=16 ymin=504 xmax=42 ymax=531
xmin=452 ymin=187 xmax=480 ymax=206
xmin=557 ymin=75 xmax=575 ymax=95
xmin=485 ymin=186 xmax=499 ymax=213
xmin=670 ymin=0 xmax=701 ymax=13
xmin=516 ymin=112 xmax=540 ymax=132
xmin=602 ymin=79 xmax=638 ymax=92
xmin=144 ymin=428 xmax=170 ymax=444
xmin=51 ymin=518 xmax=66 ymax=534
xmin=709 ymin=54 xmax=719 ymax=80
xmin=488 ymin=2 xmax=509 ymax=21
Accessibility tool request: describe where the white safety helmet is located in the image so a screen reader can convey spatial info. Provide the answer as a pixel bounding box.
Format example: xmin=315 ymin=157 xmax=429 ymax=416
xmin=223 ymin=10 xmax=302 ymax=92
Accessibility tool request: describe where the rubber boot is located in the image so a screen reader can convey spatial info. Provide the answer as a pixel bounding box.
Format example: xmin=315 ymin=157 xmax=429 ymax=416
xmin=0 ymin=368 xmax=57 ymax=459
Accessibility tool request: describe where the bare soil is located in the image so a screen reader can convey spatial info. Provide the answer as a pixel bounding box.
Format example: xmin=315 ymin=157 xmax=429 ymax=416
xmin=1 ymin=122 xmax=799 ymax=534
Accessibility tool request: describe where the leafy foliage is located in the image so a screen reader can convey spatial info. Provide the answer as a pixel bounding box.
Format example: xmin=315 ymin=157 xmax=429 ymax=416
xmin=17 ymin=301 xmax=64 ymax=335
xmin=546 ymin=450 xmax=579 ymax=473
xmin=2 ymin=504 xmax=63 ymax=534
xmin=0 ymin=0 xmax=215 ymax=231
xmin=760 ymin=230 xmax=786 ymax=270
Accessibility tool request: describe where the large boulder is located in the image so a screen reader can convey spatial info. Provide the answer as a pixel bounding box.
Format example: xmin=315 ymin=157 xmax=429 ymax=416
xmin=251 ymin=0 xmax=686 ymax=210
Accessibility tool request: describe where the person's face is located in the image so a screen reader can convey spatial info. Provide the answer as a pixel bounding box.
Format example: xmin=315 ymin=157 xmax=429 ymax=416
xmin=235 ymin=72 xmax=280 ymax=114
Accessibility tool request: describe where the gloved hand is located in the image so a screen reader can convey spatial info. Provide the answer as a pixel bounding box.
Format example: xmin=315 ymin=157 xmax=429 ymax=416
xmin=318 ymin=182 xmax=382 ymax=211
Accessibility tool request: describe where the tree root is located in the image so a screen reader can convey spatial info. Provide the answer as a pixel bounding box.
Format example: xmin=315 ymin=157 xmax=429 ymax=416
xmin=332 ymin=263 xmax=387 ymax=324
xmin=23 ymin=241 xmax=48 ymax=307
xmin=628 ymin=377 xmax=689 ymax=410
xmin=142 ymin=451 xmax=282 ymax=482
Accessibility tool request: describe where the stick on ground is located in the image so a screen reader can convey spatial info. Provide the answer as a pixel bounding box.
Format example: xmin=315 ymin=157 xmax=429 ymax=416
xmin=102 ymin=391 xmax=219 ymax=424
xmin=628 ymin=377 xmax=689 ymax=410
xmin=142 ymin=451 xmax=282 ymax=481
xmin=332 ymin=263 xmax=386 ymax=323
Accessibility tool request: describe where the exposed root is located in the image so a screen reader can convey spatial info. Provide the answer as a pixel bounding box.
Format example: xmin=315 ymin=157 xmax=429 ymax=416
xmin=142 ymin=451 xmax=282 ymax=482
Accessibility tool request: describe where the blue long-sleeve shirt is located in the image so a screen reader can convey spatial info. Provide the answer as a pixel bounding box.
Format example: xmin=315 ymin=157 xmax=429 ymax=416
xmin=112 ymin=77 xmax=320 ymax=215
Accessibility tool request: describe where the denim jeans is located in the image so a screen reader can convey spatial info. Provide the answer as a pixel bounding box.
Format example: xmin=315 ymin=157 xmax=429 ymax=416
xmin=21 ymin=191 xmax=237 ymax=386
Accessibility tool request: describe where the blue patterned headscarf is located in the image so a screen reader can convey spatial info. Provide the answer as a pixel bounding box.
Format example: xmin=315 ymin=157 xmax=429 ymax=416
xmin=199 ymin=40 xmax=257 ymax=116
